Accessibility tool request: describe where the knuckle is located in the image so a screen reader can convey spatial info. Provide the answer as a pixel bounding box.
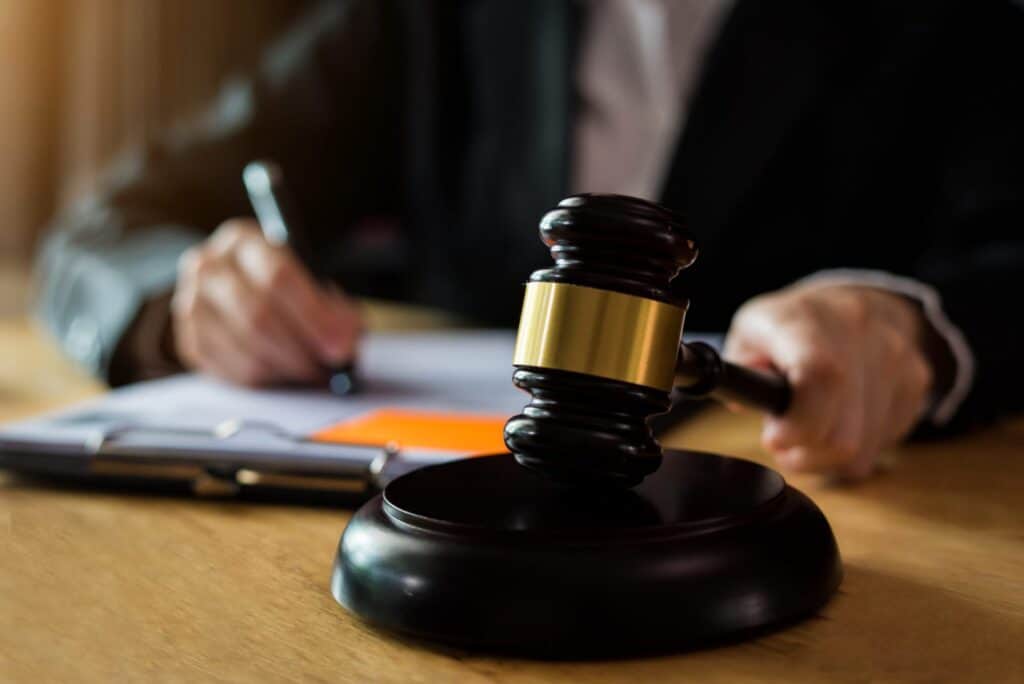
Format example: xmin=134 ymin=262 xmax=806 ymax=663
xmin=170 ymin=288 xmax=199 ymax=319
xmin=837 ymin=291 xmax=871 ymax=328
xmin=190 ymin=251 xmax=217 ymax=278
xmin=741 ymin=292 xmax=784 ymax=320
xmin=760 ymin=430 xmax=783 ymax=454
xmin=221 ymin=221 xmax=246 ymax=238
xmin=246 ymin=301 xmax=275 ymax=331
xmin=828 ymin=439 xmax=858 ymax=465
xmin=777 ymin=448 xmax=813 ymax=472
xmin=267 ymin=261 xmax=294 ymax=290
xmin=774 ymin=299 xmax=815 ymax=329
xmin=216 ymin=218 xmax=255 ymax=241
xmin=910 ymin=355 xmax=933 ymax=392
xmin=237 ymin=359 xmax=267 ymax=387
xmin=883 ymin=327 xmax=910 ymax=357
xmin=177 ymin=347 xmax=200 ymax=370
xmin=735 ymin=294 xmax=768 ymax=319
xmin=177 ymin=247 xmax=202 ymax=278
xmin=760 ymin=419 xmax=792 ymax=453
xmin=189 ymin=341 xmax=213 ymax=371
xmin=892 ymin=337 xmax=913 ymax=362
xmin=173 ymin=329 xmax=198 ymax=367
xmin=801 ymin=354 xmax=845 ymax=386
xmin=209 ymin=219 xmax=260 ymax=256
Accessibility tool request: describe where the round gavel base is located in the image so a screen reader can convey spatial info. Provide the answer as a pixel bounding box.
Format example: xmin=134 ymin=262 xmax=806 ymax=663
xmin=331 ymin=451 xmax=841 ymax=657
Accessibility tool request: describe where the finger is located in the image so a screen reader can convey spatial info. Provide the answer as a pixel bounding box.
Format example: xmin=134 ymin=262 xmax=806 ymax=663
xmin=203 ymin=224 xmax=337 ymax=377
xmin=207 ymin=219 xmax=263 ymax=256
xmin=282 ymin=283 xmax=362 ymax=365
xmin=171 ymin=303 xmax=201 ymax=373
xmin=872 ymin=356 xmax=929 ymax=450
xmin=737 ymin=305 xmax=847 ymax=458
xmin=321 ymin=285 xmax=363 ymax=362
xmin=233 ymin=238 xmax=356 ymax=364
xmin=174 ymin=227 xmax=327 ymax=385
xmin=732 ymin=303 xmax=847 ymax=453
xmin=724 ymin=401 xmax=748 ymax=414
xmin=758 ymin=327 xmax=846 ymax=451
xmin=200 ymin=262 xmax=323 ymax=382
xmin=883 ymin=341 xmax=933 ymax=445
xmin=838 ymin=370 xmax=885 ymax=480
xmin=724 ymin=302 xmax=784 ymax=371
xmin=171 ymin=258 xmax=204 ymax=370
xmin=840 ymin=334 xmax=932 ymax=480
xmin=772 ymin=445 xmax=859 ymax=474
xmin=780 ymin=324 xmax=882 ymax=478
xmin=186 ymin=298 xmax=269 ymax=386
xmin=820 ymin=352 xmax=867 ymax=472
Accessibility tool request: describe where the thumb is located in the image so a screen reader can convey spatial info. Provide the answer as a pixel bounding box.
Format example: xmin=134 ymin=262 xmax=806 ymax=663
xmin=724 ymin=300 xmax=784 ymax=373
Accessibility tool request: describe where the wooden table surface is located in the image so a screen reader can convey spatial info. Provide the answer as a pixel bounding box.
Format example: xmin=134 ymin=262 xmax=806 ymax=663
xmin=2 ymin=316 xmax=1023 ymax=683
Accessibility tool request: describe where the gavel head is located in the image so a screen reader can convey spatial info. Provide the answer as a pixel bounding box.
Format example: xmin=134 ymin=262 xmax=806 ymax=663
xmin=504 ymin=194 xmax=699 ymax=488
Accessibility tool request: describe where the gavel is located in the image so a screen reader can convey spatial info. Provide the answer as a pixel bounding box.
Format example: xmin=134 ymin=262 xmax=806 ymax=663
xmin=332 ymin=192 xmax=842 ymax=655
xmin=504 ymin=193 xmax=792 ymax=487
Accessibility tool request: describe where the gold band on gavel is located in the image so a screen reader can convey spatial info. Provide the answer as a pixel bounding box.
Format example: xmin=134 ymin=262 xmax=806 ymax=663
xmin=512 ymin=282 xmax=686 ymax=391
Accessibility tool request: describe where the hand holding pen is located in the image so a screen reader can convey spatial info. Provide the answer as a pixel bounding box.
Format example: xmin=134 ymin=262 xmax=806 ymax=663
xmin=169 ymin=162 xmax=362 ymax=392
xmin=244 ymin=160 xmax=360 ymax=394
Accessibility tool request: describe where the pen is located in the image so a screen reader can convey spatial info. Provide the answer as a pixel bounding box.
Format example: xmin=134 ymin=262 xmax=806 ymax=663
xmin=243 ymin=160 xmax=358 ymax=396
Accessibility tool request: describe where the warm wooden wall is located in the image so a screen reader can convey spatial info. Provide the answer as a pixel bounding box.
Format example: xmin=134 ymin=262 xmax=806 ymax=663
xmin=0 ymin=0 xmax=307 ymax=262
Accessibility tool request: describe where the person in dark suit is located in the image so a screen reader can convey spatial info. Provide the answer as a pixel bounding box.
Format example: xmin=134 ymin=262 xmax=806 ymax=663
xmin=36 ymin=0 xmax=1024 ymax=479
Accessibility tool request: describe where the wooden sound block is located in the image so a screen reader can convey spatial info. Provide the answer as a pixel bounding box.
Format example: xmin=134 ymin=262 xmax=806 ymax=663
xmin=331 ymin=451 xmax=842 ymax=657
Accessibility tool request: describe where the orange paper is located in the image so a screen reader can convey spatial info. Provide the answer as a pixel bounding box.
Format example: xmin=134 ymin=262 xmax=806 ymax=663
xmin=311 ymin=409 xmax=508 ymax=455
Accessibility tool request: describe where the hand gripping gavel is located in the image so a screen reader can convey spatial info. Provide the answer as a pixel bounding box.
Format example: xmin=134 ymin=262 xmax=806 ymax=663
xmin=504 ymin=194 xmax=792 ymax=487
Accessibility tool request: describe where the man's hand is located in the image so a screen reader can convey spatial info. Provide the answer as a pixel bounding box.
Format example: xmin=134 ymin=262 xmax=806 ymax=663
xmin=171 ymin=219 xmax=362 ymax=386
xmin=724 ymin=284 xmax=934 ymax=479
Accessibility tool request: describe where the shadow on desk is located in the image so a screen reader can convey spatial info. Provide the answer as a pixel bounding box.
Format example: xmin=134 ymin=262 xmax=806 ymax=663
xmin=850 ymin=420 xmax=1024 ymax=531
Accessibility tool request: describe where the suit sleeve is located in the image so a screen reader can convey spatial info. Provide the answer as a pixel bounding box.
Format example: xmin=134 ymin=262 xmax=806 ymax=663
xmin=914 ymin=234 xmax=1024 ymax=432
xmin=34 ymin=0 xmax=402 ymax=383
xmin=909 ymin=2 xmax=1024 ymax=431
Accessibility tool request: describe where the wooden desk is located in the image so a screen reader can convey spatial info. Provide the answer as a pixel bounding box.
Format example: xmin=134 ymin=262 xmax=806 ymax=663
xmin=2 ymin=317 xmax=1023 ymax=683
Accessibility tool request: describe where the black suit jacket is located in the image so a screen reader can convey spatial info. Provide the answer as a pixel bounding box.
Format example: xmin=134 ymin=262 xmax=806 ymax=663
xmin=37 ymin=0 xmax=1024 ymax=430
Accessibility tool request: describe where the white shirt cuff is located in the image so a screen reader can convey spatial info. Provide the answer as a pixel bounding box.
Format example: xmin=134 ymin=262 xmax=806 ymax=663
xmin=795 ymin=269 xmax=975 ymax=426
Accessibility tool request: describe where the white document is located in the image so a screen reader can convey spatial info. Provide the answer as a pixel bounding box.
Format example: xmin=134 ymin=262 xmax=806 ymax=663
xmin=0 ymin=330 xmax=723 ymax=481
xmin=1 ymin=331 xmax=523 ymax=464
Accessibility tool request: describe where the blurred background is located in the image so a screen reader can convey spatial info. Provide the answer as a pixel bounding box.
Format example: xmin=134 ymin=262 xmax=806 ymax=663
xmin=0 ymin=0 xmax=310 ymax=318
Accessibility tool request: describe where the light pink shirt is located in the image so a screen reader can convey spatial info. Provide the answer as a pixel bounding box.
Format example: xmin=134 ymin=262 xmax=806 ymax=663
xmin=573 ymin=0 xmax=729 ymax=198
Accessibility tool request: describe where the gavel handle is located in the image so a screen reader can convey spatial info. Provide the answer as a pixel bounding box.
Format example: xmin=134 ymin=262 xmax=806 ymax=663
xmin=675 ymin=341 xmax=792 ymax=415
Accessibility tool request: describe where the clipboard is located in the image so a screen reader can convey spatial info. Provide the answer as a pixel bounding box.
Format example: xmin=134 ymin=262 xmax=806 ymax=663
xmin=0 ymin=331 xmax=718 ymax=504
